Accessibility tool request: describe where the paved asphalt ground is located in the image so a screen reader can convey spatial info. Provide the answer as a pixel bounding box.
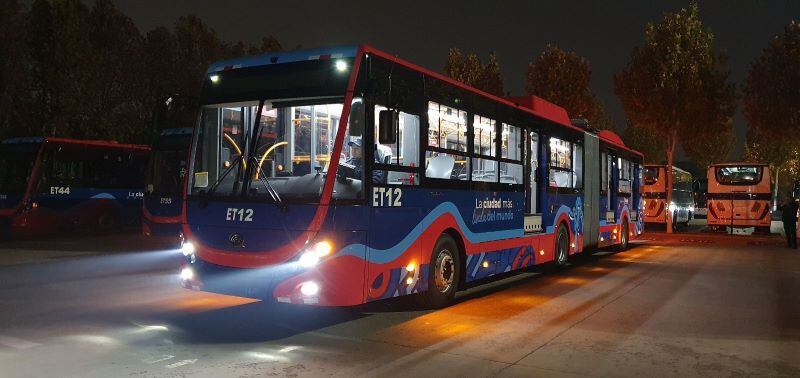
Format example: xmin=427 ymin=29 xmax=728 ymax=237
xmin=1 ymin=228 xmax=799 ymax=377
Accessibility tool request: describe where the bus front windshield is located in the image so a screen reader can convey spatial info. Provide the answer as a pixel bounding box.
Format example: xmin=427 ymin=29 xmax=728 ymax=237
xmin=0 ymin=144 xmax=39 ymax=200
xmin=147 ymin=135 xmax=192 ymax=196
xmin=716 ymin=166 xmax=763 ymax=185
xmin=190 ymin=98 xmax=364 ymax=202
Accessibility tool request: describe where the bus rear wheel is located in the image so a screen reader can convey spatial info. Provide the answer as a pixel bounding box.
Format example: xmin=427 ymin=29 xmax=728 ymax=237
xmin=420 ymin=234 xmax=461 ymax=309
xmin=555 ymin=225 xmax=569 ymax=267
xmin=616 ymin=222 xmax=629 ymax=251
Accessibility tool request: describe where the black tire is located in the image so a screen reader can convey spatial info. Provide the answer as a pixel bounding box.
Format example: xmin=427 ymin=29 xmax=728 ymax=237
xmin=616 ymin=221 xmax=630 ymax=251
xmin=421 ymin=234 xmax=461 ymax=309
xmin=555 ymin=224 xmax=570 ymax=267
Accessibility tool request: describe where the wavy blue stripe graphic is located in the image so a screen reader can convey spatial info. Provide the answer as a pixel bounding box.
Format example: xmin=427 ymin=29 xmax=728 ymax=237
xmin=90 ymin=193 xmax=117 ymax=200
xmin=339 ymin=202 xmax=524 ymax=265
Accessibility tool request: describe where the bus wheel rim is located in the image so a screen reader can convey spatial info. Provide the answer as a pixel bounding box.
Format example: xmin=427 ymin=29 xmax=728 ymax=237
xmin=557 ymin=232 xmax=567 ymax=264
xmin=434 ymin=250 xmax=454 ymax=293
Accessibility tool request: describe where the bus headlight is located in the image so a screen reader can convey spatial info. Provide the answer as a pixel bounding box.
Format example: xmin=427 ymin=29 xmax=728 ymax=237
xmin=298 ymin=241 xmax=333 ymax=267
xmin=300 ymin=281 xmax=320 ymax=296
xmin=181 ymin=240 xmax=195 ymax=257
xmin=688 ymin=205 xmax=696 ymax=213
xmin=668 ymin=202 xmax=677 ymax=212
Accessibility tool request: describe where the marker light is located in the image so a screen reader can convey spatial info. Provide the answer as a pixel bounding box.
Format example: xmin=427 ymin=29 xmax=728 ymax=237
xmin=539 ymin=250 xmax=545 ymax=256
xmin=406 ymin=262 xmax=415 ymax=272
xmin=181 ymin=241 xmax=195 ymax=256
xmin=482 ymin=261 xmax=489 ymax=268
xmin=179 ymin=267 xmax=194 ymax=281
xmin=299 ymin=241 xmax=333 ymax=267
xmin=209 ymin=74 xmax=220 ymax=83
xmin=300 ymin=281 xmax=319 ymax=296
xmin=335 ymin=60 xmax=348 ymax=72
xmin=406 ymin=277 xmax=414 ymax=285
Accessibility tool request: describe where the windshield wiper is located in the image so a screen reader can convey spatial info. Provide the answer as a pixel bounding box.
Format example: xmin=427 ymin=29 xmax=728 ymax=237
xmin=249 ymin=156 xmax=288 ymax=212
xmin=204 ymin=154 xmax=244 ymax=198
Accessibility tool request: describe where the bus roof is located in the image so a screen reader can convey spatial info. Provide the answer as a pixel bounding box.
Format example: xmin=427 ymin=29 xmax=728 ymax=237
xmin=2 ymin=137 xmax=149 ymax=151
xmin=207 ymin=46 xmax=359 ymax=74
xmin=206 ymin=45 xmax=643 ymax=158
xmin=644 ymin=164 xmax=691 ymax=175
xmin=710 ymin=162 xmax=769 ymax=167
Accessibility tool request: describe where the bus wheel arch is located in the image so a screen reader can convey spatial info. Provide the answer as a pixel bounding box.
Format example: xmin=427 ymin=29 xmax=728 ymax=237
xmin=419 ymin=230 xmax=463 ymax=309
xmin=616 ymin=216 xmax=630 ymax=251
xmin=555 ymin=221 xmax=571 ymax=267
xmin=441 ymin=228 xmax=467 ymax=291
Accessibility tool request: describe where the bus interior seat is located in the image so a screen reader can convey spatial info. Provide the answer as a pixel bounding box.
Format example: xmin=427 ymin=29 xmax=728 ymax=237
xmin=426 ymin=155 xmax=455 ymax=179
xmin=375 ymin=144 xmax=393 ymax=164
xmin=500 ymin=175 xmax=517 ymax=184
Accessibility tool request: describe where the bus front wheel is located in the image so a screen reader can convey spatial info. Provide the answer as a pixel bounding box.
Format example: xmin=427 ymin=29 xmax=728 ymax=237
xmin=421 ymin=234 xmax=461 ymax=309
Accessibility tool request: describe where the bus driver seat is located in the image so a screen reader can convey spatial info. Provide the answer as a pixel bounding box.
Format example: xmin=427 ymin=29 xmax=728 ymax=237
xmin=426 ymin=155 xmax=455 ymax=179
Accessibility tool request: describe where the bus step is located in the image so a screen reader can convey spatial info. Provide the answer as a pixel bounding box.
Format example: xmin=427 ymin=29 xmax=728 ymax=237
xmin=524 ymin=214 xmax=543 ymax=233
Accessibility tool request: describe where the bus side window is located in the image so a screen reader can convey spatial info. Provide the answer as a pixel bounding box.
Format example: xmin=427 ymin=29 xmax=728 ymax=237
xmin=425 ymin=101 xmax=468 ymax=181
xmin=373 ymin=104 xmax=420 ymax=186
xmin=499 ymin=123 xmax=523 ymax=185
xmin=549 ymin=137 xmax=579 ymax=189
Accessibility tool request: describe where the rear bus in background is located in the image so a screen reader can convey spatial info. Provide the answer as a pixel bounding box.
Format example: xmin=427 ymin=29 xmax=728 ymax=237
xmin=0 ymin=137 xmax=149 ymax=238
xmin=707 ymin=163 xmax=771 ymax=233
xmin=642 ymin=165 xmax=694 ymax=227
xmin=143 ymin=128 xmax=193 ymax=237
xmin=143 ymin=95 xmax=197 ymax=238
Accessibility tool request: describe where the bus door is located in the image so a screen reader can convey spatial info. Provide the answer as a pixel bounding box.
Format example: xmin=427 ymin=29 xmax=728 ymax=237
xmin=527 ymin=131 xmax=539 ymax=214
xmin=582 ymin=133 xmax=600 ymax=249
xmin=367 ymin=106 xmax=425 ymax=300
xmin=609 ymin=155 xmax=619 ymax=222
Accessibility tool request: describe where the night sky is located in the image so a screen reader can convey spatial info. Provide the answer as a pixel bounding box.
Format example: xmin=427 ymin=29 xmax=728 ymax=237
xmin=105 ymin=0 xmax=799 ymax=159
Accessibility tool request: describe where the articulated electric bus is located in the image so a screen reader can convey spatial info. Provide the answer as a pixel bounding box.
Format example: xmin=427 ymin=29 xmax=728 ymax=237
xmin=0 ymin=137 xmax=149 ymax=238
xmin=643 ymin=165 xmax=694 ymax=226
xmin=707 ymin=163 xmax=771 ymax=232
xmin=143 ymin=95 xmax=197 ymax=237
xmin=178 ymin=45 xmax=644 ymax=308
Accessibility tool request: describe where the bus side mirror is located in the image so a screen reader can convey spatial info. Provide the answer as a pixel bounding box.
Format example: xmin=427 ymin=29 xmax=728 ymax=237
xmin=348 ymin=100 xmax=365 ymax=137
xmin=378 ymin=110 xmax=398 ymax=144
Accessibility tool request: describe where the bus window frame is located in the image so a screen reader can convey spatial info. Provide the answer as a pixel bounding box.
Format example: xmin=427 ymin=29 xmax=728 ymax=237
xmin=547 ymin=133 xmax=583 ymax=195
xmin=714 ymin=166 xmax=764 ymax=186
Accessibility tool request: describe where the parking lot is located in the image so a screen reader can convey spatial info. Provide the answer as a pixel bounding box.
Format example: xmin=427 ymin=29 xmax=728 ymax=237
xmin=1 ymin=229 xmax=798 ymax=377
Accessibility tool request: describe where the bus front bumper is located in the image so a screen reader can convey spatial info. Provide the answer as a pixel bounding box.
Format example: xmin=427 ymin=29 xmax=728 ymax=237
xmin=180 ymin=254 xmax=367 ymax=307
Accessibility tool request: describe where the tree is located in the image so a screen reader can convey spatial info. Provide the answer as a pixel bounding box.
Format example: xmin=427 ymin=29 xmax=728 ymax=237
xmin=0 ymin=0 xmax=28 ymax=139
xmin=247 ymin=36 xmax=283 ymax=55
xmin=443 ymin=48 xmax=504 ymax=96
xmin=84 ymin=0 xmax=148 ymax=142
xmin=743 ymin=20 xmax=800 ymax=205
xmin=614 ymin=2 xmax=733 ymax=233
xmin=623 ymin=123 xmax=666 ymax=163
xmin=526 ymin=44 xmax=614 ymax=130
xmin=681 ymin=53 xmax=736 ymax=173
xmin=26 ymin=0 xmax=95 ymax=138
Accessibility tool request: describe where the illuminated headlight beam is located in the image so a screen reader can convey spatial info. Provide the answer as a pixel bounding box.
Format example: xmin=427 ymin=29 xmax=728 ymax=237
xmin=180 ymin=267 xmax=194 ymax=281
xmin=298 ymin=241 xmax=333 ymax=267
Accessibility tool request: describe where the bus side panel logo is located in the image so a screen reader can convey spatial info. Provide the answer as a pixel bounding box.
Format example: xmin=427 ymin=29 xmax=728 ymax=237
xmin=373 ymin=187 xmax=402 ymax=207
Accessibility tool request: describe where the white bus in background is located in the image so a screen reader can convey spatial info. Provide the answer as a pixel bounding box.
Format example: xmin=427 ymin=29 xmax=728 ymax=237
xmin=643 ymin=165 xmax=694 ymax=227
